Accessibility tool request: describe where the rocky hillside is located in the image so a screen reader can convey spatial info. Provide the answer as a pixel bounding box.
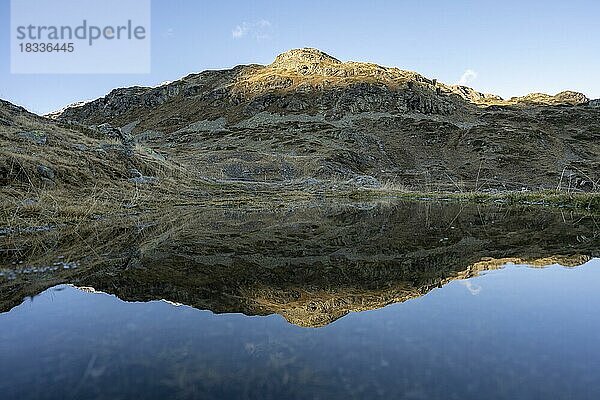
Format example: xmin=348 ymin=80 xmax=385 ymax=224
xmin=1 ymin=98 xmax=180 ymax=189
xmin=0 ymin=95 xmax=188 ymax=230
xmin=47 ymin=48 xmax=600 ymax=191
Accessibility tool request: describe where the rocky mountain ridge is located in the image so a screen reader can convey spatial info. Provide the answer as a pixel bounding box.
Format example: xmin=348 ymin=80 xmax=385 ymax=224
xmin=3 ymin=48 xmax=600 ymax=192
xmin=51 ymin=48 xmax=593 ymax=126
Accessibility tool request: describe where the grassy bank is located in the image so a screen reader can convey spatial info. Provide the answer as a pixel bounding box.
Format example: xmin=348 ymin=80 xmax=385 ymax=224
xmin=350 ymin=187 xmax=600 ymax=212
xmin=2 ymin=180 xmax=600 ymax=232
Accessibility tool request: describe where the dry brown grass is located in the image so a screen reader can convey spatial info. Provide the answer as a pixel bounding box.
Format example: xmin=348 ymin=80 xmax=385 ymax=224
xmin=0 ymin=108 xmax=195 ymax=230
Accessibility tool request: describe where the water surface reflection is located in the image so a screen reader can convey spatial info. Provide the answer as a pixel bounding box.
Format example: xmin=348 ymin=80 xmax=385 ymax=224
xmin=0 ymin=201 xmax=599 ymax=399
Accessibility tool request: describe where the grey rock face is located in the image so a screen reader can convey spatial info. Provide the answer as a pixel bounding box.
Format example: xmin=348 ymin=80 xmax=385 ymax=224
xmin=37 ymin=166 xmax=56 ymax=188
xmin=323 ymin=83 xmax=457 ymax=118
xmin=589 ymin=99 xmax=600 ymax=107
xmin=128 ymin=175 xmax=158 ymax=184
xmin=95 ymin=123 xmax=121 ymax=139
xmin=128 ymin=168 xmax=143 ymax=178
xmin=134 ymin=130 xmax=163 ymax=143
xmin=18 ymin=131 xmax=47 ymax=145
xmin=57 ymin=83 xmax=182 ymax=123
xmin=20 ymin=198 xmax=38 ymax=206
xmin=37 ymin=164 xmax=55 ymax=180
xmin=72 ymin=143 xmax=88 ymax=151
xmin=346 ymin=175 xmax=381 ymax=188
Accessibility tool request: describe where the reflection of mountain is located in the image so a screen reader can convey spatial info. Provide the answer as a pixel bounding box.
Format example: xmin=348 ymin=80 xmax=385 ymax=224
xmin=1 ymin=201 xmax=598 ymax=327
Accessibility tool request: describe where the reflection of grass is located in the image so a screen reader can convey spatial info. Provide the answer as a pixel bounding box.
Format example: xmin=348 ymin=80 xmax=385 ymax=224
xmin=349 ymin=187 xmax=600 ymax=212
xmin=3 ymin=182 xmax=600 ymax=231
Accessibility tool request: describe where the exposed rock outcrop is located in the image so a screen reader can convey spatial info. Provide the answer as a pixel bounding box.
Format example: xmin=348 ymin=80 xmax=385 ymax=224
xmin=449 ymin=85 xmax=504 ymax=104
xmin=509 ymin=90 xmax=589 ymax=106
xmin=589 ymin=99 xmax=600 ymax=107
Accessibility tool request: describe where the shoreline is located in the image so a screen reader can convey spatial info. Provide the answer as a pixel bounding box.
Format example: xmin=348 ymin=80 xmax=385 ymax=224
xmin=2 ymin=183 xmax=599 ymax=231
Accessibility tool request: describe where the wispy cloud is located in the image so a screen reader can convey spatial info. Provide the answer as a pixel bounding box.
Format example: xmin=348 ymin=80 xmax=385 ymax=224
xmin=458 ymin=69 xmax=477 ymax=85
xmin=231 ymin=20 xmax=271 ymax=40
xmin=460 ymin=280 xmax=482 ymax=296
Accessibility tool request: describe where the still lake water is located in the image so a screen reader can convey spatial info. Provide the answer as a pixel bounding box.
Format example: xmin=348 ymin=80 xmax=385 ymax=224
xmin=1 ymin=201 xmax=599 ymax=399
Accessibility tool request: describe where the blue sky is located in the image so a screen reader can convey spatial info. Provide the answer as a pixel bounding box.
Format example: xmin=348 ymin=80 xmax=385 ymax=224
xmin=1 ymin=0 xmax=599 ymax=114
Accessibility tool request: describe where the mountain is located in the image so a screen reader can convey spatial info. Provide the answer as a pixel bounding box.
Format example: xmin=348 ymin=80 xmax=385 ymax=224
xmin=47 ymin=48 xmax=599 ymax=191
xmin=1 ymin=48 xmax=600 ymax=227
xmin=51 ymin=48 xmax=591 ymax=127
